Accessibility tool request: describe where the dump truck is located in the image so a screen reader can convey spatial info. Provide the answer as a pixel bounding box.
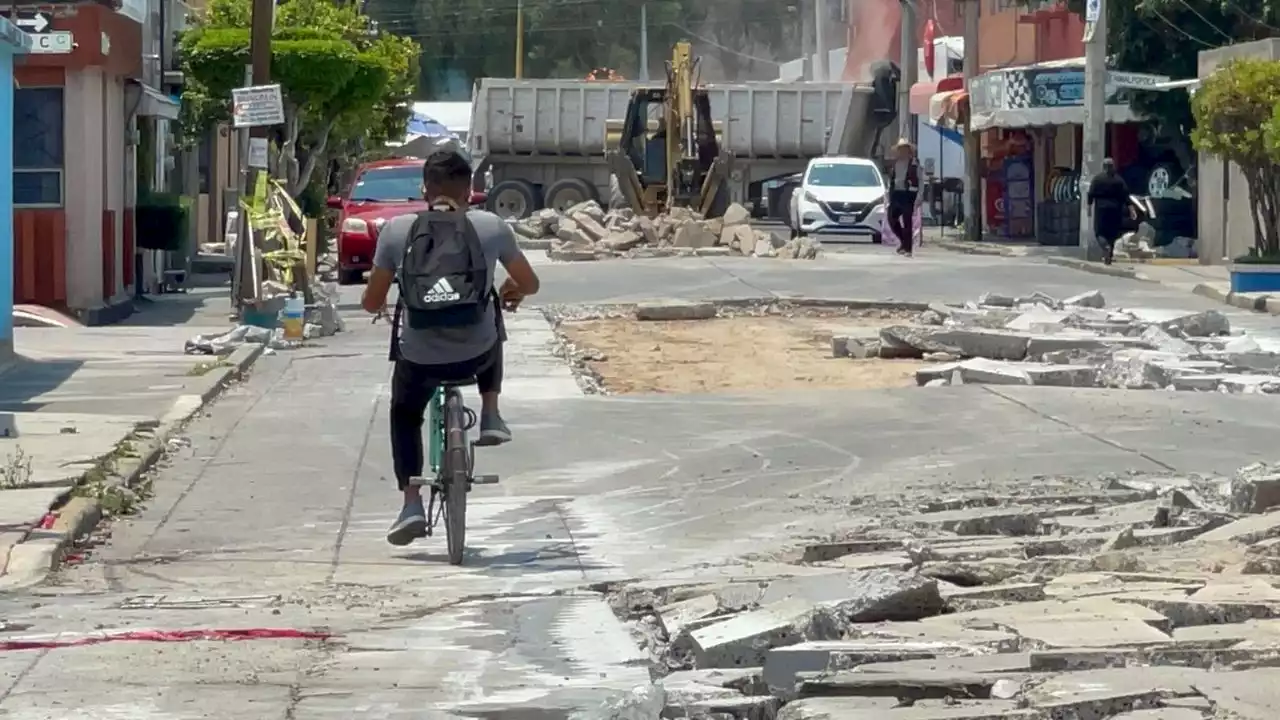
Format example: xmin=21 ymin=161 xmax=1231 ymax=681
xmin=468 ymin=64 xmax=899 ymax=220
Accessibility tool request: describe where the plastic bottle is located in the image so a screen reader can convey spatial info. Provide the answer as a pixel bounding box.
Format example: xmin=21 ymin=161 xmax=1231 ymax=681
xmin=280 ymin=295 xmax=305 ymax=341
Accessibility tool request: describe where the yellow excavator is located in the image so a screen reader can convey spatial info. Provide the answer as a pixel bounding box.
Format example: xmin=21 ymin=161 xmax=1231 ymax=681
xmin=606 ymin=42 xmax=731 ymax=219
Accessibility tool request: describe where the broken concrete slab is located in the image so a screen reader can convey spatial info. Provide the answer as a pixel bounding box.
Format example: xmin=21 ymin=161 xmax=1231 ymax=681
xmin=1191 ymin=668 xmax=1280 ymax=718
xmin=662 ymin=667 xmax=768 ymax=696
xmin=902 ymin=504 xmax=1097 ymax=536
xmin=1064 ymin=290 xmax=1106 ymax=308
xmin=762 ymin=640 xmax=989 ymax=696
xmin=1195 ymin=511 xmax=1280 ymax=545
xmin=1013 ymin=618 xmax=1174 ymax=648
xmin=1110 ymin=591 xmax=1280 ymax=628
xmin=794 ymin=669 xmax=1014 ymax=701
xmin=690 ymin=599 xmax=845 ymax=669
xmin=759 ymin=569 xmax=944 ymax=623
xmin=635 ymin=300 xmax=717 ymax=321
xmin=657 ymin=594 xmax=722 ymax=638
xmin=665 ymin=695 xmax=780 ymax=720
xmin=802 ymin=538 xmax=910 ymax=563
xmin=1024 ymin=666 xmax=1206 ymax=714
xmin=1127 ymin=307 xmax=1230 ymax=337
xmin=777 ymin=698 xmax=1037 ymax=720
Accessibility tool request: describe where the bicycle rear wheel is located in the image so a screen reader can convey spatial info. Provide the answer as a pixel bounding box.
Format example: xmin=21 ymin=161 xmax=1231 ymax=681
xmin=442 ymin=389 xmax=470 ymax=565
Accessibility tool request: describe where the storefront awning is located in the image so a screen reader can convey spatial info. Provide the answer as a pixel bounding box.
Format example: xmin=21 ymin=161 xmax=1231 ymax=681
xmin=971 ymin=104 xmax=1140 ymax=132
xmin=128 ymin=81 xmax=181 ymax=121
xmin=967 ymin=60 xmax=1162 ymax=132
xmin=927 ymin=90 xmax=968 ymax=130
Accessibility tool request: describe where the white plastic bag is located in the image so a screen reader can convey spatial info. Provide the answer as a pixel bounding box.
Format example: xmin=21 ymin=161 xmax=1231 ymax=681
xmin=879 ymin=204 xmax=924 ymax=249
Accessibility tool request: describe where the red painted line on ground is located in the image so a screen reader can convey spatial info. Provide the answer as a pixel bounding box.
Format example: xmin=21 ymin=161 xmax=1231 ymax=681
xmin=0 ymin=628 xmax=332 ymax=651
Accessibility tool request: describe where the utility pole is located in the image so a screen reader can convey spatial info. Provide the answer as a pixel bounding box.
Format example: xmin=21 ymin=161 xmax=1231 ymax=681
xmin=898 ymin=0 xmax=918 ymax=143
xmin=801 ymin=0 xmax=814 ymax=79
xmin=639 ymin=3 xmax=649 ymax=81
xmin=1080 ymin=0 xmax=1107 ymax=258
xmin=814 ymin=0 xmax=828 ymax=81
xmin=233 ymin=0 xmax=275 ymax=311
xmin=515 ymin=0 xmax=524 ymax=79
xmin=963 ymin=0 xmax=981 ymax=242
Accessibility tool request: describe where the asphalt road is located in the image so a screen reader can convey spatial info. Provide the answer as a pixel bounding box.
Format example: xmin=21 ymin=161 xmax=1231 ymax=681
xmin=2 ymin=246 xmax=1279 ymax=717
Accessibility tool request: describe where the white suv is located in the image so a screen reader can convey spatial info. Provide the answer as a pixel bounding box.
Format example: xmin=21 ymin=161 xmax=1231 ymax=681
xmin=789 ymin=156 xmax=887 ymax=243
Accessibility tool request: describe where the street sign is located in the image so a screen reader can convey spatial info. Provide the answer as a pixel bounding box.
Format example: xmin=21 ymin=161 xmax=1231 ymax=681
xmin=231 ymin=84 xmax=285 ymax=128
xmin=14 ymin=12 xmax=50 ymax=33
xmin=1110 ymin=71 xmax=1173 ymax=89
xmin=247 ymin=137 xmax=269 ymax=169
xmin=29 ymin=31 xmax=73 ymax=55
xmin=1085 ymin=0 xmax=1100 ymax=23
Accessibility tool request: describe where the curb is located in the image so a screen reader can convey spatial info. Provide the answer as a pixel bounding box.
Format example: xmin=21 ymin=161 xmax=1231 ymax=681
xmin=0 ymin=342 xmax=266 ymax=592
xmin=930 ymin=239 xmax=1026 ymax=258
xmin=1046 ymin=256 xmax=1154 ymax=282
xmin=1192 ymin=282 xmax=1280 ymax=315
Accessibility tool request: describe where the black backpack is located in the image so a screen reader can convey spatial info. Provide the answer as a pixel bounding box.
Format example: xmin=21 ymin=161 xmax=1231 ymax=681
xmin=399 ymin=208 xmax=488 ymax=329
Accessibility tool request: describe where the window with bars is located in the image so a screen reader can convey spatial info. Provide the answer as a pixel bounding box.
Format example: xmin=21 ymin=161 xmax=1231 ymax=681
xmin=14 ymin=87 xmax=65 ymax=206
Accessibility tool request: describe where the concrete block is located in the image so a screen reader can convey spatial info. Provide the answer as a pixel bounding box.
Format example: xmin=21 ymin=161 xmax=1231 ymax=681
xmin=1229 ymin=463 xmax=1280 ymax=514
xmin=1005 ymin=306 xmax=1072 ymax=332
xmin=1025 ymin=334 xmax=1149 ymax=360
xmin=690 ymin=599 xmax=845 ymax=668
xmin=1109 ymin=710 xmax=1212 ymax=720
xmin=1064 ymin=290 xmax=1106 ymax=308
xmin=635 ymin=300 xmax=717 ymax=321
xmin=1226 ymin=351 xmax=1280 ymax=372
xmin=759 ymin=568 xmax=944 ymax=623
xmin=940 ymin=582 xmax=1046 ymax=605
xmin=1029 ymin=647 xmax=1139 ymax=671
xmin=801 ymin=538 xmax=908 ymax=563
xmin=1140 ymin=326 xmax=1198 ymax=356
xmin=1128 ymin=307 xmax=1231 ymax=337
xmin=657 ymin=594 xmax=722 ymax=638
xmin=1024 ymin=363 xmax=1099 ymax=387
xmin=671 ymin=222 xmax=718 ymax=248
xmin=1111 ymin=592 xmax=1280 ymax=628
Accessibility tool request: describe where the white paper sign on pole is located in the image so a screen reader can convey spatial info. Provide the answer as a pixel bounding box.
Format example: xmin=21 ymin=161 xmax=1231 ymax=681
xmin=231 ymin=84 xmax=285 ymax=128
xmin=247 ymin=137 xmax=270 ymax=169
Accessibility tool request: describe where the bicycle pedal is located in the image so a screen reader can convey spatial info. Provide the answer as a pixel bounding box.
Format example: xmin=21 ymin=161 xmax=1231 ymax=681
xmin=472 ymin=474 xmax=500 ymax=485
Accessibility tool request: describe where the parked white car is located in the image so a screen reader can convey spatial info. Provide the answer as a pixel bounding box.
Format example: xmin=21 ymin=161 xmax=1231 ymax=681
xmin=789 ymin=156 xmax=887 ymax=243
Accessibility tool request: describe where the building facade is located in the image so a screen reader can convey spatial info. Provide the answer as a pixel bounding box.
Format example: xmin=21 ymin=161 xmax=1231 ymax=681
xmin=1 ymin=17 xmax=32 ymax=362
xmin=8 ymin=0 xmax=179 ymax=325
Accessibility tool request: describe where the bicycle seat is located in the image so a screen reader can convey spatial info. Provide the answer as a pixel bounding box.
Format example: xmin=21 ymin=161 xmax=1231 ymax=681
xmin=440 ymin=376 xmax=479 ymax=388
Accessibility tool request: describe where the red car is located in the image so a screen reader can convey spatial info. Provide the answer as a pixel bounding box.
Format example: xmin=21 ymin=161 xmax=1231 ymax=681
xmin=328 ymin=158 xmax=486 ymax=285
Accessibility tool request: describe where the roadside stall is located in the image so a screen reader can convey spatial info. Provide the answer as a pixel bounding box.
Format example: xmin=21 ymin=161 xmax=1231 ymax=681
xmin=966 ymin=58 xmax=1167 ymax=244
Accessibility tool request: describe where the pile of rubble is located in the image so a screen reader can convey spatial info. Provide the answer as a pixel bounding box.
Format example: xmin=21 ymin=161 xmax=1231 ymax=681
xmin=829 ymin=290 xmax=1280 ymax=393
xmin=605 ymin=461 xmax=1280 ymax=719
xmin=512 ymin=200 xmax=819 ymax=261
xmin=184 ymin=280 xmax=345 ymax=354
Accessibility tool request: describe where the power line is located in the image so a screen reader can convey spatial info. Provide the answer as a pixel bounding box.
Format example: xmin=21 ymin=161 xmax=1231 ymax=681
xmin=1169 ymin=0 xmax=1235 ymax=41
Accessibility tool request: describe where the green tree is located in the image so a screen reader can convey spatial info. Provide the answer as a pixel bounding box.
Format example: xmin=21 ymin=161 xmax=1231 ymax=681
xmin=179 ymin=0 xmax=419 ymax=196
xmin=1193 ymin=59 xmax=1280 ymax=257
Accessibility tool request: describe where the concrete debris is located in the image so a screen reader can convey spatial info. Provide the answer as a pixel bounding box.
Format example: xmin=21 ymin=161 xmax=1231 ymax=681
xmin=516 ymin=200 xmax=815 ymax=261
xmin=891 ymin=290 xmax=1280 ymax=395
xmin=610 ymin=460 xmax=1280 ymax=719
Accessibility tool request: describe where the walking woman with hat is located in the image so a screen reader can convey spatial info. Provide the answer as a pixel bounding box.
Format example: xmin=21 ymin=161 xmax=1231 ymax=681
xmin=885 ymin=138 xmax=922 ymax=257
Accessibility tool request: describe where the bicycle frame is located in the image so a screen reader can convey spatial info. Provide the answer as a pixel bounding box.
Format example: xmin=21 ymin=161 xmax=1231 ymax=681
xmin=426 ymin=387 xmax=446 ymax=479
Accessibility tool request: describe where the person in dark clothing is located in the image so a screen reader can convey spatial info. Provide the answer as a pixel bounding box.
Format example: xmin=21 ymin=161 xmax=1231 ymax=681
xmin=1086 ymin=158 xmax=1131 ymax=265
xmin=885 ymin=139 xmax=922 ymax=256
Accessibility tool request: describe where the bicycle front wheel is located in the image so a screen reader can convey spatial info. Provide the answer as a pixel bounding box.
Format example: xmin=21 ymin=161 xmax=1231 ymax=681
xmin=443 ymin=390 xmax=470 ymax=565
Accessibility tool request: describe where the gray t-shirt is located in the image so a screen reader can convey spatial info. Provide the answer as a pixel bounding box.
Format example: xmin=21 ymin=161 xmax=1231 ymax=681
xmin=374 ymin=208 xmax=523 ymax=366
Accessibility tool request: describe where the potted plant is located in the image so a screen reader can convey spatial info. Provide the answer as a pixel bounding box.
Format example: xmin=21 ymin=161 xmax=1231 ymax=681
xmin=1192 ymin=59 xmax=1280 ymax=292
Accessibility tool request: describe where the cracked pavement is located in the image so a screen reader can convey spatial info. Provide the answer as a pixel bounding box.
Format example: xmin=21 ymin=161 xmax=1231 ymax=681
xmin=4 ymin=247 xmax=1280 ymax=717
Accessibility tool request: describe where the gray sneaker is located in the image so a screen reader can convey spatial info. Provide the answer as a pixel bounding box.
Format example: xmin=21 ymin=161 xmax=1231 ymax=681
xmin=475 ymin=412 xmax=512 ymax=447
xmin=386 ymin=499 xmax=427 ymax=546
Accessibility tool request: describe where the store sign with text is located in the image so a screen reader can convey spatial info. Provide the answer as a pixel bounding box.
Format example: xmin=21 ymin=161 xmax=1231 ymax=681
xmin=1021 ymin=68 xmax=1139 ymax=108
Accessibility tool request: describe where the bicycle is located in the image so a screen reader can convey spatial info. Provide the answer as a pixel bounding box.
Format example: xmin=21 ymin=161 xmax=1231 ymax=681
xmin=407 ymin=378 xmax=500 ymax=565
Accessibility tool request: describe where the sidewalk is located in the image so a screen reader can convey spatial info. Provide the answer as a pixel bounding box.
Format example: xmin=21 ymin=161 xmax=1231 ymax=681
xmin=0 ymin=281 xmax=262 ymax=592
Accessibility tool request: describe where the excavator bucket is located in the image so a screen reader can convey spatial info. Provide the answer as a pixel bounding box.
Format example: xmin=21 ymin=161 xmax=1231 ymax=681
xmin=696 ymin=154 xmax=732 ymax=219
xmin=606 ymin=149 xmax=646 ymax=215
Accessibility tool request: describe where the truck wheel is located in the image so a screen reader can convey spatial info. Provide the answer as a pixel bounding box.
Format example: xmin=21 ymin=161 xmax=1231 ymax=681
xmin=545 ymin=178 xmax=599 ymax=212
xmin=487 ymin=179 xmax=540 ymax=220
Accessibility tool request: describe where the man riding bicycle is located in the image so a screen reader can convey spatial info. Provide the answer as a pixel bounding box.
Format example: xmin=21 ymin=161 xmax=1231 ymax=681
xmin=361 ymin=140 xmax=541 ymax=546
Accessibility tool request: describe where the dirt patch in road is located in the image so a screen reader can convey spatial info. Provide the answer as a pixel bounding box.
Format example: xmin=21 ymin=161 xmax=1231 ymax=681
xmin=559 ymin=313 xmax=926 ymax=395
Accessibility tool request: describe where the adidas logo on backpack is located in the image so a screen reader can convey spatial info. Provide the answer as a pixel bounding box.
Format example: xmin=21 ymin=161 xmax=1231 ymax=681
xmin=422 ymin=277 xmax=462 ymax=304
